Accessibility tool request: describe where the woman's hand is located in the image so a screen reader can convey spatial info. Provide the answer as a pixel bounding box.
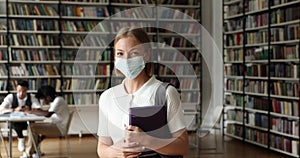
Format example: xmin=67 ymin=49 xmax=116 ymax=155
xmin=111 ymin=137 xmax=143 ymax=158
xmin=124 ymin=125 xmax=148 ymax=150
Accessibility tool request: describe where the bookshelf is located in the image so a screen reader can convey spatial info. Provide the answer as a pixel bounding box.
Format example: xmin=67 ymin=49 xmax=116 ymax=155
xmin=223 ymin=0 xmax=300 ymax=157
xmin=1 ymin=0 xmax=202 ymax=134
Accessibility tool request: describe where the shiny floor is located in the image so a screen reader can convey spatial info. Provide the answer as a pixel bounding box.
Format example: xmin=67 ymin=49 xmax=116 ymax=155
xmin=0 ymin=133 xmax=289 ymax=158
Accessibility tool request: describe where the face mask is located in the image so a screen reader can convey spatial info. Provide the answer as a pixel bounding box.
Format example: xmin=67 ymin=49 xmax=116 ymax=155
xmin=115 ymin=56 xmax=145 ymax=79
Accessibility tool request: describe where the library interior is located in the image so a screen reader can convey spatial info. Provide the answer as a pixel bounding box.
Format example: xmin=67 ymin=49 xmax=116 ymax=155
xmin=0 ymin=0 xmax=299 ymax=158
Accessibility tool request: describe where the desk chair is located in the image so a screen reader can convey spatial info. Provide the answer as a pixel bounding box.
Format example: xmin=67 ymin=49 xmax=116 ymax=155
xmin=38 ymin=110 xmax=74 ymax=158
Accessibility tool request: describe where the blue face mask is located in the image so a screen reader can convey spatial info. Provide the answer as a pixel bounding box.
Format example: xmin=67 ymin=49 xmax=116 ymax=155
xmin=115 ymin=56 xmax=145 ymax=79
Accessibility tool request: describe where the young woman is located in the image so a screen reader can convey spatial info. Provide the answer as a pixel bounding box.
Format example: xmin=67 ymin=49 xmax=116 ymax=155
xmin=97 ymin=27 xmax=189 ymax=157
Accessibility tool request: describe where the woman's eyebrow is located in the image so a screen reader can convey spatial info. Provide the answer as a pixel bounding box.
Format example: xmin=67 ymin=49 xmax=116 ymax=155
xmin=116 ymin=49 xmax=124 ymax=52
xmin=127 ymin=47 xmax=140 ymax=52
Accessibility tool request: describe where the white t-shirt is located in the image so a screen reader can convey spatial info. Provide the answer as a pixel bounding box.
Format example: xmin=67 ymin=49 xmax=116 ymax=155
xmin=97 ymin=76 xmax=186 ymax=143
xmin=48 ymin=96 xmax=70 ymax=134
xmin=0 ymin=93 xmax=41 ymax=110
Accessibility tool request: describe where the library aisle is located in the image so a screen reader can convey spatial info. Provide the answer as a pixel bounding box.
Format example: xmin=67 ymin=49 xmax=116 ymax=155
xmin=0 ymin=134 xmax=288 ymax=158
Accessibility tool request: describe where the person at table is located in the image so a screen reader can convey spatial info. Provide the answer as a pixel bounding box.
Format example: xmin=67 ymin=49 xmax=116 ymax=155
xmin=24 ymin=85 xmax=70 ymax=157
xmin=0 ymin=80 xmax=42 ymax=152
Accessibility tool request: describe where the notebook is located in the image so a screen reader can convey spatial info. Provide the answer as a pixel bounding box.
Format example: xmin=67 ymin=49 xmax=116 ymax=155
xmin=129 ymin=105 xmax=172 ymax=139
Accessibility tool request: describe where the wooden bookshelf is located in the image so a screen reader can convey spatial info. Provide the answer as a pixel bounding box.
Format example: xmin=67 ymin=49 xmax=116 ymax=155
xmin=223 ymin=0 xmax=300 ymax=157
xmin=1 ymin=0 xmax=202 ymax=134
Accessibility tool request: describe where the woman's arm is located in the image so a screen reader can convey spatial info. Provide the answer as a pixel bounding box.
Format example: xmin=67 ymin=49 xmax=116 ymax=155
xmin=125 ymin=127 xmax=189 ymax=156
xmin=97 ymin=136 xmax=143 ymax=158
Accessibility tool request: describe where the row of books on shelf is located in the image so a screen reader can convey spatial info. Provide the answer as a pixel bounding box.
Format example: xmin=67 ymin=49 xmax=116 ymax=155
xmin=271 ymin=25 xmax=300 ymax=42
xmin=271 ymin=6 xmax=299 ymax=24
xmin=247 ymin=112 xmax=268 ymax=128
xmin=9 ymin=19 xmax=59 ymax=31
xmin=62 ymin=0 xmax=108 ymax=3
xmin=246 ymin=64 xmax=267 ymax=77
xmin=225 ymin=79 xmax=243 ymax=92
xmin=223 ymin=2 xmax=243 ymax=18
xmin=245 ymin=96 xmax=269 ymax=110
xmin=271 ymin=45 xmax=299 ymax=60
xmin=63 ymin=64 xmax=110 ymax=76
xmin=225 ymin=45 xmax=299 ymax=62
xmin=271 ymin=81 xmax=299 ymax=97
xmin=159 ymin=37 xmax=196 ymax=48
xmin=0 ymin=65 xmax=7 ymax=76
xmin=0 ymin=35 xmax=6 ymax=46
xmin=224 ymin=18 xmax=243 ymax=32
xmin=10 ymin=34 xmax=60 ymax=46
xmin=227 ymin=94 xmax=300 ymax=117
xmin=158 ymin=51 xmax=201 ymax=62
xmin=271 ymin=117 xmax=299 ymax=136
xmin=246 ymin=30 xmax=269 ymax=45
xmin=62 ymin=6 xmax=109 ymax=17
xmin=225 ymin=94 xmax=243 ymax=107
xmin=112 ymin=0 xmax=199 ymax=5
xmin=61 ymin=35 xmax=107 ymax=47
xmin=270 ymin=63 xmax=299 ymax=78
xmin=9 ymin=64 xmax=60 ymax=76
xmin=245 ymin=128 xmax=268 ymax=146
xmin=180 ymin=91 xmax=200 ymax=103
xmin=271 ymin=98 xmax=299 ymax=116
xmin=0 ymin=80 xmax=7 ymax=91
xmin=8 ymin=3 xmax=58 ymax=16
xmin=271 ymin=134 xmax=299 ymax=155
xmin=9 ymin=79 xmax=61 ymax=91
xmin=61 ymin=20 xmax=99 ymax=32
xmin=226 ymin=25 xmax=299 ymax=46
xmin=246 ymin=13 xmax=268 ymax=29
xmin=227 ymin=124 xmax=299 ymax=155
xmin=10 ymin=49 xmax=60 ymax=61
xmin=227 ymin=110 xmax=243 ymax=122
xmin=62 ymin=49 xmax=111 ymax=61
xmin=225 ymin=33 xmax=243 ymax=46
xmin=158 ymin=64 xmax=200 ymax=76
xmin=245 ymin=0 xmax=268 ymax=12
xmin=62 ymin=78 xmax=109 ymax=91
xmin=271 ymin=0 xmax=299 ymax=6
xmin=160 ymin=9 xmax=200 ymax=20
xmin=245 ymin=79 xmax=268 ymax=94
xmin=226 ymin=79 xmax=300 ymax=97
xmin=4 ymin=49 xmax=111 ymax=62
xmin=224 ymin=6 xmax=299 ymax=32
xmin=63 ymin=93 xmax=99 ymax=105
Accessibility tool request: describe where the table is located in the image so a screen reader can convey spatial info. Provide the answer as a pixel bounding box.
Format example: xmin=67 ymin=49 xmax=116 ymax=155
xmin=0 ymin=113 xmax=45 ymax=158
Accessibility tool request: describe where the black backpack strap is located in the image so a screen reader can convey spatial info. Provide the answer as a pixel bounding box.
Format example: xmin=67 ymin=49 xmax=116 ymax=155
xmin=11 ymin=93 xmax=32 ymax=109
xmin=25 ymin=93 xmax=32 ymax=108
xmin=12 ymin=94 xmax=18 ymax=108
xmin=155 ymin=82 xmax=171 ymax=107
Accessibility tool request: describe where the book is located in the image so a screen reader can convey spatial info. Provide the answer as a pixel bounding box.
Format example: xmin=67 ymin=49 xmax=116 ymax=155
xmin=129 ymin=105 xmax=172 ymax=139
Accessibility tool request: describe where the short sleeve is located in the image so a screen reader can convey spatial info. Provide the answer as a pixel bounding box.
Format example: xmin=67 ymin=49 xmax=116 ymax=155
xmin=97 ymin=91 xmax=109 ymax=137
xmin=0 ymin=94 xmax=13 ymax=110
xmin=166 ymin=85 xmax=186 ymax=133
xmin=30 ymin=94 xmax=41 ymax=109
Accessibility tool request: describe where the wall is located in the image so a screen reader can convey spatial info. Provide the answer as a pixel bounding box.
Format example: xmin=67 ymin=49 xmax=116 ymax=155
xmin=201 ymin=0 xmax=223 ymax=125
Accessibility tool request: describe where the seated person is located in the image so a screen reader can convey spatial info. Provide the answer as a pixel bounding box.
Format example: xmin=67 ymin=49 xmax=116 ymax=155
xmin=23 ymin=85 xmax=70 ymax=158
xmin=0 ymin=80 xmax=41 ymax=152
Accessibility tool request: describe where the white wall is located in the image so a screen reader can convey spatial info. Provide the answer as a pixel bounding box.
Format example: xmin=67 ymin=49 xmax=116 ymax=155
xmin=200 ymin=0 xmax=223 ymax=124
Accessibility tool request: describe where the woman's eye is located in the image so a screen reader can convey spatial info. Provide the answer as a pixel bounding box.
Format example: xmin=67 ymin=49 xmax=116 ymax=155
xmin=116 ymin=52 xmax=123 ymax=57
xmin=130 ymin=51 xmax=140 ymax=56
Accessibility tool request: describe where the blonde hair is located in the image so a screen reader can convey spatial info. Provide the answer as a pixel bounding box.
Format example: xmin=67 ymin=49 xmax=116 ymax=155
xmin=114 ymin=27 xmax=154 ymax=77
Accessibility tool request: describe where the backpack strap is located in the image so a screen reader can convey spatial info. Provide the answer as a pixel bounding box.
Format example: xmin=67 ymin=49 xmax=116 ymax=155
xmin=12 ymin=93 xmax=32 ymax=109
xmin=12 ymin=94 xmax=18 ymax=109
xmin=155 ymin=82 xmax=171 ymax=107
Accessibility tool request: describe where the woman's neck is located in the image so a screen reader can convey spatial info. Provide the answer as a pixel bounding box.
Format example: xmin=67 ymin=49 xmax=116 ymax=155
xmin=124 ymin=73 xmax=150 ymax=94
